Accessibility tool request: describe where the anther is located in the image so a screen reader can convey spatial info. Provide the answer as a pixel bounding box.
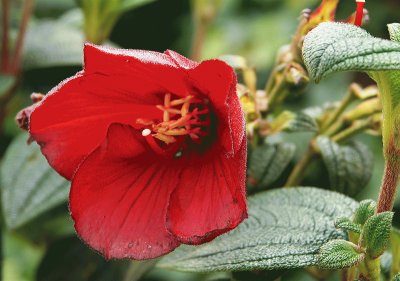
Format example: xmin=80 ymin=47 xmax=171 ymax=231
xmin=142 ymin=128 xmax=152 ymax=136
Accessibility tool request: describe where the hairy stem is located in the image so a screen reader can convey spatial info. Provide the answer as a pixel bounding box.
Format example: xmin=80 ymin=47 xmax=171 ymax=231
xmin=285 ymin=145 xmax=315 ymax=187
xmin=11 ymin=0 xmax=34 ymax=74
xmin=1 ymin=0 xmax=10 ymax=72
xmin=376 ymin=148 xmax=400 ymax=213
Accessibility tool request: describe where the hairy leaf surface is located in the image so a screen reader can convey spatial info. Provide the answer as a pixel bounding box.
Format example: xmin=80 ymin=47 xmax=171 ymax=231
xmin=159 ymin=187 xmax=357 ymax=272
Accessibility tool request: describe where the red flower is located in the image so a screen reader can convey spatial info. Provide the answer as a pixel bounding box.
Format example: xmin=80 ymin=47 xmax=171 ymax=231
xmin=29 ymin=44 xmax=248 ymax=259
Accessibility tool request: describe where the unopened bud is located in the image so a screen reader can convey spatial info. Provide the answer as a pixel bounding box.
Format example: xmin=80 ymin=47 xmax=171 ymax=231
xmin=344 ymin=97 xmax=381 ymax=121
xmin=285 ymin=63 xmax=309 ymax=90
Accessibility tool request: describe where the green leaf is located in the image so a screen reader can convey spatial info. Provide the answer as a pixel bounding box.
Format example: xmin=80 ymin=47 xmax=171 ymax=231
xmin=23 ymin=14 xmax=84 ymax=69
xmin=335 ymin=217 xmax=361 ymax=234
xmin=302 ymin=22 xmax=400 ymax=82
xmin=121 ymin=0 xmax=155 ymax=12
xmin=159 ymin=187 xmax=357 ymax=272
xmin=318 ymin=239 xmax=364 ymax=269
xmin=248 ymin=142 xmax=295 ymax=187
xmin=316 ymin=137 xmax=373 ymax=196
xmin=361 ymin=212 xmax=394 ymax=259
xmin=0 ymin=134 xmax=69 ymax=229
xmin=270 ymin=111 xmax=318 ymax=133
xmin=388 ymin=23 xmax=400 ymax=43
xmin=353 ymin=200 xmax=376 ymax=226
xmin=394 ymin=273 xmax=400 ymax=281
xmin=302 ymin=22 xmax=400 ymax=152
xmin=0 ymin=74 xmax=16 ymax=97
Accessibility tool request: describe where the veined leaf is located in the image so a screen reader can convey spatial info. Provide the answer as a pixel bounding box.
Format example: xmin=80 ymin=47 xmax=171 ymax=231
xmin=318 ymin=239 xmax=364 ymax=269
xmin=317 ymin=137 xmax=373 ymax=196
xmin=248 ymin=142 xmax=295 ymax=188
xmin=361 ymin=212 xmax=394 ymax=259
xmin=302 ymin=23 xmax=400 ymax=152
xmin=159 ymin=187 xmax=357 ymax=272
xmin=302 ymin=22 xmax=400 ymax=82
xmin=0 ymin=134 xmax=69 ymax=229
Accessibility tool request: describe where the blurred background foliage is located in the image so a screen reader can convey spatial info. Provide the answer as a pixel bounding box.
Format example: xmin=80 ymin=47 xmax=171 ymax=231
xmin=0 ymin=0 xmax=400 ymax=280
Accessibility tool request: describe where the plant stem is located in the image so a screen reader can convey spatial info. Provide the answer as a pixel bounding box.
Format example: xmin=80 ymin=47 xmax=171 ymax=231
xmin=11 ymin=0 xmax=34 ymax=74
xmin=376 ymin=149 xmax=400 ymax=213
xmin=321 ymin=89 xmax=355 ymax=133
xmin=285 ymin=145 xmax=315 ymax=187
xmin=190 ymin=20 xmax=208 ymax=61
xmin=331 ymin=120 xmax=371 ymax=143
xmin=1 ymin=0 xmax=10 ymax=73
xmin=364 ymin=257 xmax=381 ymax=281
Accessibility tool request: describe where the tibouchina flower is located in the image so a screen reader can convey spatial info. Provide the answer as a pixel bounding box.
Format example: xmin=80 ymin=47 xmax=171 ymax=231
xmin=29 ymin=44 xmax=248 ymax=259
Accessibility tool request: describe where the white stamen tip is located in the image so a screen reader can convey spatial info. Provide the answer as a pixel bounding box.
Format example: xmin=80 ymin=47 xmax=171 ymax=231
xmin=142 ymin=129 xmax=152 ymax=136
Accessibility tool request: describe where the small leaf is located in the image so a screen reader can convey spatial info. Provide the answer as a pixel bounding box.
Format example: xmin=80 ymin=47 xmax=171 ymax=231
xmin=302 ymin=22 xmax=400 ymax=82
xmin=318 ymin=240 xmax=364 ymax=269
xmin=317 ymin=137 xmax=374 ymax=196
xmin=248 ymin=142 xmax=295 ymax=187
xmin=0 ymin=74 xmax=16 ymax=97
xmin=159 ymin=187 xmax=357 ymax=272
xmin=335 ymin=217 xmax=361 ymax=234
xmin=353 ymin=200 xmax=376 ymax=225
xmin=0 ymin=134 xmax=69 ymax=229
xmin=388 ymin=23 xmax=400 ymax=43
xmin=270 ymin=111 xmax=318 ymax=133
xmin=361 ymin=212 xmax=394 ymax=259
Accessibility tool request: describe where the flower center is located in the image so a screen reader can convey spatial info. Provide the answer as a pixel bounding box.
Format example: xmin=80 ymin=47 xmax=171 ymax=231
xmin=136 ymin=93 xmax=211 ymax=156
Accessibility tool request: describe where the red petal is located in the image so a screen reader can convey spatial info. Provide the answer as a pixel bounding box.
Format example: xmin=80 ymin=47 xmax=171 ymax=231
xmin=30 ymin=73 xmax=161 ymax=179
xmin=167 ymin=137 xmax=248 ymax=244
xmin=84 ymin=44 xmax=191 ymax=97
xmin=164 ymin=50 xmax=199 ymax=69
xmin=189 ymin=60 xmax=245 ymax=156
xmin=70 ymin=124 xmax=180 ymax=259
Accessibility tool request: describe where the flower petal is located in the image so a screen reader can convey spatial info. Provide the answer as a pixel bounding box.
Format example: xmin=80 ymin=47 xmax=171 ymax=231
xmin=70 ymin=124 xmax=180 ymax=259
xmin=167 ymin=137 xmax=248 ymax=244
xmin=189 ymin=60 xmax=245 ymax=156
xmin=164 ymin=50 xmax=199 ymax=69
xmin=30 ymin=73 xmax=162 ymax=179
xmin=84 ymin=44 xmax=192 ymax=96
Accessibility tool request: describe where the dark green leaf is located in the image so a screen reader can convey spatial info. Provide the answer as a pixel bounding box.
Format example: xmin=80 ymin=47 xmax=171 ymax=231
xmin=302 ymin=22 xmax=400 ymax=82
xmin=335 ymin=217 xmax=361 ymax=234
xmin=361 ymin=212 xmax=394 ymax=259
xmin=0 ymin=74 xmax=16 ymax=97
xmin=0 ymin=133 xmax=69 ymax=229
xmin=23 ymin=13 xmax=84 ymax=69
xmin=248 ymin=142 xmax=295 ymax=187
xmin=318 ymin=239 xmax=364 ymax=269
xmin=317 ymin=137 xmax=373 ymax=196
xmin=353 ymin=200 xmax=376 ymax=226
xmin=159 ymin=187 xmax=357 ymax=272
